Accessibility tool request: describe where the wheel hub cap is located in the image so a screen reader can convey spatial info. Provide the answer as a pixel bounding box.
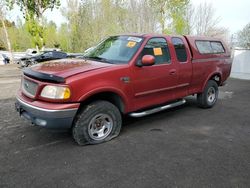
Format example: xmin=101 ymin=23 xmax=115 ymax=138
xmin=207 ymin=87 xmax=216 ymax=103
xmin=88 ymin=114 xmax=113 ymax=141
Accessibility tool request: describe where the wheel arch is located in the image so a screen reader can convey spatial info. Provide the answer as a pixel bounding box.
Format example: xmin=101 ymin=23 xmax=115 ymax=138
xmin=78 ymin=88 xmax=128 ymax=114
xmin=202 ymin=72 xmax=222 ymax=91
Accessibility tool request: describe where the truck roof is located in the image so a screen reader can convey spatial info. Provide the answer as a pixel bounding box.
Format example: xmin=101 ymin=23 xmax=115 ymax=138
xmin=118 ymin=33 xmax=181 ymax=38
xmin=184 ymin=35 xmax=222 ymax=42
xmin=117 ymin=33 xmax=223 ymax=41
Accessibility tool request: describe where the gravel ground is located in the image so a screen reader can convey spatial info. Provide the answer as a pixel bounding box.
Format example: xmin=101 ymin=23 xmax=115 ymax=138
xmin=0 ymin=65 xmax=250 ymax=188
xmin=0 ymin=65 xmax=21 ymax=99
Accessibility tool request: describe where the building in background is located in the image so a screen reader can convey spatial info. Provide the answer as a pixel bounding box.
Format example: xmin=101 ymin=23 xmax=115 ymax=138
xmin=231 ymin=47 xmax=250 ymax=80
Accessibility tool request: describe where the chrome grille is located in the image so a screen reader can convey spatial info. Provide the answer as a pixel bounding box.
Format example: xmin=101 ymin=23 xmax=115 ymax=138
xmin=22 ymin=78 xmax=38 ymax=97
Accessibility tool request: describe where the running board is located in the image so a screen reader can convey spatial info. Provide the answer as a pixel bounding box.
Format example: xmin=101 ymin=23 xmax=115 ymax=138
xmin=129 ymin=99 xmax=186 ymax=118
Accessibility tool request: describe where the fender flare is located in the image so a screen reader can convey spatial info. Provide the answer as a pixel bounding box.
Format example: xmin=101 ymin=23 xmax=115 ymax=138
xmin=201 ymin=71 xmax=222 ymax=92
xmin=78 ymin=87 xmax=130 ymax=113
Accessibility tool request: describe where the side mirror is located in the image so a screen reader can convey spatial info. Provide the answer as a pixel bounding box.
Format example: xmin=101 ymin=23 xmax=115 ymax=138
xmin=141 ymin=55 xmax=155 ymax=66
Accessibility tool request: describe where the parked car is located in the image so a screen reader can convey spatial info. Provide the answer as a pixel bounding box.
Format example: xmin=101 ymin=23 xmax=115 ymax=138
xmin=15 ymin=34 xmax=232 ymax=145
xmin=0 ymin=54 xmax=10 ymax=65
xmin=18 ymin=51 xmax=68 ymax=67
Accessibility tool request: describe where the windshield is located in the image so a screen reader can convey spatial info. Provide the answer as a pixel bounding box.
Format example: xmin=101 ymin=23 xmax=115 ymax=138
xmin=84 ymin=36 xmax=144 ymax=64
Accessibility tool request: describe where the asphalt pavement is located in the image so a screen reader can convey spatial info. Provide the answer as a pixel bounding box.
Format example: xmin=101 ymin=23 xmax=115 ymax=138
xmin=0 ymin=66 xmax=250 ymax=188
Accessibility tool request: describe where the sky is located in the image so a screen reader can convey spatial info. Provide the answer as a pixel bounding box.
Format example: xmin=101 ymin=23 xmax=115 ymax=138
xmin=6 ymin=0 xmax=250 ymax=35
xmin=191 ymin=0 xmax=250 ymax=34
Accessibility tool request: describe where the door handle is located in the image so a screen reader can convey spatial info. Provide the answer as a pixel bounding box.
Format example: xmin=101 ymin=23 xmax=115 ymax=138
xmin=169 ymin=69 xmax=176 ymax=75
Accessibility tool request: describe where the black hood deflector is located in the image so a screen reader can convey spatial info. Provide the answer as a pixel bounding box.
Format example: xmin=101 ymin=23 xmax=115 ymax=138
xmin=23 ymin=68 xmax=65 ymax=83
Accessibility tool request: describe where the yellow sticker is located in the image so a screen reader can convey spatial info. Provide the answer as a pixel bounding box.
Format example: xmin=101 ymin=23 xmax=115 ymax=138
xmin=153 ymin=48 xmax=163 ymax=56
xmin=127 ymin=41 xmax=137 ymax=48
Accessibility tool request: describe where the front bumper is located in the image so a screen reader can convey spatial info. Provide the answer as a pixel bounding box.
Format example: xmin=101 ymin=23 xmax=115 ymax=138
xmin=15 ymin=97 xmax=79 ymax=129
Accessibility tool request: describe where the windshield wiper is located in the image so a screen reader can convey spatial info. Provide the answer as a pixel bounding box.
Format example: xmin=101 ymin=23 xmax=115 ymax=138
xmin=84 ymin=56 xmax=112 ymax=64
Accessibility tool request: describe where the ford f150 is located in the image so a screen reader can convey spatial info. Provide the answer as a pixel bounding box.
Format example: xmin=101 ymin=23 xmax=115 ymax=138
xmin=15 ymin=34 xmax=232 ymax=145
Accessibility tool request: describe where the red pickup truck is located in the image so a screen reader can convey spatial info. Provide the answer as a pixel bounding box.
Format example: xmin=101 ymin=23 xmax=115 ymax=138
xmin=15 ymin=34 xmax=232 ymax=145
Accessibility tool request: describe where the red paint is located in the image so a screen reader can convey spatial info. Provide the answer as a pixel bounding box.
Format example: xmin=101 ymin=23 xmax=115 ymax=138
xmin=31 ymin=59 xmax=114 ymax=78
xmin=141 ymin=55 xmax=155 ymax=66
xmin=17 ymin=34 xmax=232 ymax=115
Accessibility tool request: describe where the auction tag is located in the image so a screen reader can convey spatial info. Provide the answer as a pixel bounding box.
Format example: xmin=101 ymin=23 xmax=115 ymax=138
xmin=127 ymin=41 xmax=137 ymax=48
xmin=127 ymin=37 xmax=142 ymax=43
xmin=153 ymin=48 xmax=163 ymax=56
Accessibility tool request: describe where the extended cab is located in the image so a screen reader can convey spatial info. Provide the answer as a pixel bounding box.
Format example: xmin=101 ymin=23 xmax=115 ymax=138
xmin=15 ymin=34 xmax=232 ymax=145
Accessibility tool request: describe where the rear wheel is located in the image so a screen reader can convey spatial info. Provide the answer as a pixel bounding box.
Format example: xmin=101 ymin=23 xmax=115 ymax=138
xmin=197 ymin=80 xmax=218 ymax=108
xmin=72 ymin=100 xmax=122 ymax=145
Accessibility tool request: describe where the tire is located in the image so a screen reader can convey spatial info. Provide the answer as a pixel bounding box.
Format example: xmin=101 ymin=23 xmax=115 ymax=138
xmin=197 ymin=80 xmax=219 ymax=108
xmin=72 ymin=100 xmax=122 ymax=145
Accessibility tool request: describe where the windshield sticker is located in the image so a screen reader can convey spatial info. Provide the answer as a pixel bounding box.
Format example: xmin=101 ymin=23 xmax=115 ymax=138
xmin=127 ymin=37 xmax=142 ymax=43
xmin=127 ymin=41 xmax=137 ymax=48
xmin=153 ymin=48 xmax=163 ymax=56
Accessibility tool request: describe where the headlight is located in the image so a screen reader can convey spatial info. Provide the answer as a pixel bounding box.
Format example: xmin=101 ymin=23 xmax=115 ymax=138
xmin=41 ymin=85 xmax=71 ymax=99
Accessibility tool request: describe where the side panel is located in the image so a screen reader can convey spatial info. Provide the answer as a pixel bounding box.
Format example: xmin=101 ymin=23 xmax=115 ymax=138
xmin=67 ymin=66 xmax=134 ymax=113
xmin=190 ymin=59 xmax=221 ymax=94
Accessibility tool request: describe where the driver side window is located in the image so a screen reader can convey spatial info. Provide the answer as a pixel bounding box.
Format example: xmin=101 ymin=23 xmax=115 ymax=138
xmin=140 ymin=37 xmax=171 ymax=65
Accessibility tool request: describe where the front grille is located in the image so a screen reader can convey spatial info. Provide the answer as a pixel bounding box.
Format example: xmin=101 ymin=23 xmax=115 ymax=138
xmin=22 ymin=78 xmax=38 ymax=98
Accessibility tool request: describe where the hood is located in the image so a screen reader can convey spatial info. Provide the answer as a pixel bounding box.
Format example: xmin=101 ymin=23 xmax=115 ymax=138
xmin=24 ymin=59 xmax=113 ymax=83
xmin=31 ymin=59 xmax=112 ymax=77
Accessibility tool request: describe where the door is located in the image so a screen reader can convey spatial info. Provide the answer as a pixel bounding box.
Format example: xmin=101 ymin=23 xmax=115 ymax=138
xmin=171 ymin=37 xmax=192 ymax=97
xmin=132 ymin=37 xmax=179 ymax=110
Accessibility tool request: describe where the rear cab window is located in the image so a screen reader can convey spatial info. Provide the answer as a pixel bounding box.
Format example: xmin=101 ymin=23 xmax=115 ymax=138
xmin=171 ymin=37 xmax=187 ymax=62
xmin=210 ymin=41 xmax=225 ymax=53
xmin=140 ymin=37 xmax=171 ymax=65
xmin=195 ymin=40 xmax=225 ymax=54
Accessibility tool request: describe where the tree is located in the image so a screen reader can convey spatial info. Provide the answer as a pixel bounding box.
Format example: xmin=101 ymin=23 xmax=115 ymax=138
xmin=62 ymin=0 xmax=129 ymax=52
xmin=183 ymin=2 xmax=229 ymax=44
xmin=6 ymin=0 xmax=60 ymax=50
xmin=237 ymin=23 xmax=250 ymax=48
xmin=62 ymin=0 xmax=83 ymax=52
xmin=125 ymin=0 xmax=157 ymax=33
xmin=191 ymin=2 xmax=228 ymax=37
xmin=182 ymin=3 xmax=194 ymax=34
xmin=9 ymin=24 xmax=32 ymax=51
xmin=150 ymin=0 xmax=190 ymax=34
xmin=43 ymin=20 xmax=58 ymax=48
xmin=57 ymin=23 xmax=70 ymax=51
xmin=0 ymin=0 xmax=14 ymax=63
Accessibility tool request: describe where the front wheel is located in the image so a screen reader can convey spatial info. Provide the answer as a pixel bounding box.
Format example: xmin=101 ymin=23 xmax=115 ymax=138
xmin=197 ymin=80 xmax=219 ymax=108
xmin=72 ymin=100 xmax=122 ymax=145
